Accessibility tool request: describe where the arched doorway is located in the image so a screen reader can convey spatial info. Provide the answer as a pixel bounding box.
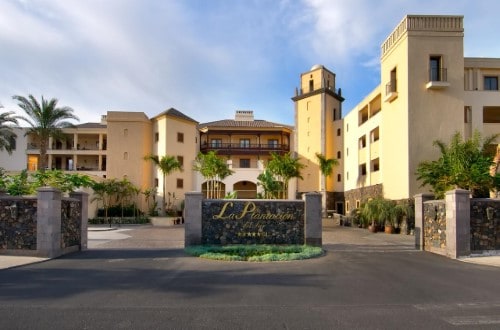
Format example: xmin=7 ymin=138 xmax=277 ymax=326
xmin=202 ymin=181 xmax=226 ymax=199
xmin=233 ymin=181 xmax=257 ymax=199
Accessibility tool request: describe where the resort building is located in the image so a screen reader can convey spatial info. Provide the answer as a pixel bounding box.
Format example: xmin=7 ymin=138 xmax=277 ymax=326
xmin=0 ymin=109 xmax=199 ymax=215
xmin=294 ymin=15 xmax=500 ymax=214
xmin=2 ymin=14 xmax=499 ymax=217
xmin=196 ymin=110 xmax=294 ymax=199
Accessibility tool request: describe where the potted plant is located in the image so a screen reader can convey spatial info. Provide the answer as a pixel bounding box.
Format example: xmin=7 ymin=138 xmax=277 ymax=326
xmin=361 ymin=199 xmax=380 ymax=233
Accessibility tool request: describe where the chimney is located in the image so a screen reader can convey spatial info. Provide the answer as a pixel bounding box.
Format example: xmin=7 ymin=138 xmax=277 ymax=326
xmin=235 ymin=110 xmax=254 ymax=121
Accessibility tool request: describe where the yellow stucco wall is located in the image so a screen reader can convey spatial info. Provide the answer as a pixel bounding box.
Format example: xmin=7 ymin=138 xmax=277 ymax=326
xmin=151 ymin=113 xmax=198 ymax=210
xmin=106 ymin=111 xmax=152 ymax=210
xmin=294 ymin=66 xmax=343 ymax=194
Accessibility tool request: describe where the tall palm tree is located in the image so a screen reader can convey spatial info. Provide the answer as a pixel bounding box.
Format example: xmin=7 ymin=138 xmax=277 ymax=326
xmin=0 ymin=107 xmax=19 ymax=155
xmin=315 ymin=152 xmax=339 ymax=215
xmin=144 ymin=155 xmax=182 ymax=215
xmin=13 ymin=95 xmax=79 ymax=172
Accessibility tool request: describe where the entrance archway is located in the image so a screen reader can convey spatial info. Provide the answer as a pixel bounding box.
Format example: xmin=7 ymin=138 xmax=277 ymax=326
xmin=233 ymin=181 xmax=257 ymax=199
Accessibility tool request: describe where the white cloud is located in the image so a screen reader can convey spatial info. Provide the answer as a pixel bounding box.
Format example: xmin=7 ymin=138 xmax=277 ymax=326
xmin=2 ymin=0 xmax=500 ymax=127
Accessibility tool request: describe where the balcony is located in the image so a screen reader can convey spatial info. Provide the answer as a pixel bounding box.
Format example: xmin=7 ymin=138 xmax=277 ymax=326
xmin=200 ymin=142 xmax=290 ymax=155
xmin=384 ymin=80 xmax=398 ymax=102
xmin=426 ymin=68 xmax=450 ymax=89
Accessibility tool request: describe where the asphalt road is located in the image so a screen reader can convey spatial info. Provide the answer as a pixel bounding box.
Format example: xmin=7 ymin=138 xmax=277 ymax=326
xmin=1 ymin=225 xmax=499 ymax=329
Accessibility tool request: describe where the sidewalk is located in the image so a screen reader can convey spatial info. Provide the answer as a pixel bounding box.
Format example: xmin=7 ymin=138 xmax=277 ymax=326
xmin=1 ymin=225 xmax=500 ymax=270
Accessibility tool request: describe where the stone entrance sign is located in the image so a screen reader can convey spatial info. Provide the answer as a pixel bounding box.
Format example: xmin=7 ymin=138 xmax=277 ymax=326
xmin=184 ymin=192 xmax=322 ymax=247
xmin=202 ymin=200 xmax=304 ymax=245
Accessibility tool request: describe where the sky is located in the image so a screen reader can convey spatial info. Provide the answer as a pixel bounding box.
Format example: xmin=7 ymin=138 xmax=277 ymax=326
xmin=2 ymin=0 xmax=500 ymax=126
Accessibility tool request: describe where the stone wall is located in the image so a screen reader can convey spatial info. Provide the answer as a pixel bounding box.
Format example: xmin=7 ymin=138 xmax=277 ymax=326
xmin=61 ymin=199 xmax=82 ymax=249
xmin=416 ymin=190 xmax=499 ymax=259
xmin=0 ymin=198 xmax=37 ymax=250
xmin=423 ymin=200 xmax=446 ymax=255
xmin=344 ymin=184 xmax=383 ymax=210
xmin=470 ymin=199 xmax=500 ymax=252
xmin=0 ymin=189 xmax=88 ymax=257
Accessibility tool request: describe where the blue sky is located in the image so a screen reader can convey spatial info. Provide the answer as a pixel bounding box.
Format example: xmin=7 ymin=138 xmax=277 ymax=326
xmin=1 ymin=0 xmax=500 ymax=126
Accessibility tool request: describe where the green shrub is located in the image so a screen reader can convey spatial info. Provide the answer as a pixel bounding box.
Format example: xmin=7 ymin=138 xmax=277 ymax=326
xmin=88 ymin=216 xmax=150 ymax=225
xmin=184 ymin=245 xmax=324 ymax=262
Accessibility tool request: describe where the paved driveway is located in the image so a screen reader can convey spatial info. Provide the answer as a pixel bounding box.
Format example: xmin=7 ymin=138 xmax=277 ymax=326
xmin=88 ymin=224 xmax=415 ymax=251
xmin=1 ymin=225 xmax=499 ymax=329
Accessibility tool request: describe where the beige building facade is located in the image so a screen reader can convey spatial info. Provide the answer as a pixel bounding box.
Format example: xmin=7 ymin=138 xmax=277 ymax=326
xmin=295 ymin=15 xmax=500 ymax=214
xmin=197 ymin=110 xmax=295 ymax=199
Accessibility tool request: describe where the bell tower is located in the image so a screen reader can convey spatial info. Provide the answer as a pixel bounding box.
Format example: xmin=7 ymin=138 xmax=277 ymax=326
xmin=292 ymin=65 xmax=344 ymax=212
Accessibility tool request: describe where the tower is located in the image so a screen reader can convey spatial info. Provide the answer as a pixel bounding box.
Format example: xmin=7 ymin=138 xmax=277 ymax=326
xmin=292 ymin=65 xmax=344 ymax=213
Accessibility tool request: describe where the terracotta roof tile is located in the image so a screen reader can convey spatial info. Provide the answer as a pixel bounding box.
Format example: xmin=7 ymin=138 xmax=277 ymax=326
xmin=198 ymin=119 xmax=293 ymax=130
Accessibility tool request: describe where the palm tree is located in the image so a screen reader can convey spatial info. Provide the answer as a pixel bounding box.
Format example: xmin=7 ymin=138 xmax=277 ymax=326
xmin=267 ymin=152 xmax=305 ymax=199
xmin=416 ymin=131 xmax=499 ymax=198
xmin=0 ymin=107 xmax=19 ymax=155
xmin=315 ymin=152 xmax=339 ymax=216
xmin=193 ymin=151 xmax=233 ymax=199
xmin=257 ymin=168 xmax=280 ymax=199
xmin=13 ymin=95 xmax=79 ymax=172
xmin=144 ymin=155 xmax=182 ymax=215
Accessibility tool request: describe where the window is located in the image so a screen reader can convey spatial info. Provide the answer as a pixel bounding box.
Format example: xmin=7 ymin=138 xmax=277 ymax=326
xmin=154 ymin=132 xmax=159 ymax=142
xmin=123 ymin=152 xmax=128 ymax=160
xmin=484 ymin=76 xmax=498 ymax=90
xmin=177 ymin=156 xmax=184 ymax=167
xmin=176 ymin=179 xmax=183 ymax=189
xmin=359 ymin=163 xmax=367 ymax=176
xmin=370 ymin=127 xmax=380 ymax=142
xmin=177 ymin=132 xmax=184 ymax=143
xmin=346 ymin=201 xmax=350 ymax=213
xmin=268 ymin=139 xmax=278 ymax=148
xmin=239 ymin=159 xmax=250 ymax=168
xmin=359 ymin=136 xmax=367 ymax=149
xmin=337 ymin=174 xmax=341 ymax=182
xmin=211 ymin=139 xmax=222 ymax=148
xmin=429 ymin=56 xmax=442 ymax=81
xmin=386 ymin=67 xmax=397 ymax=100
xmin=9 ymin=136 xmax=16 ymax=151
xmin=337 ymin=151 xmax=341 ymax=159
xmin=356 ymin=200 xmax=360 ymax=209
xmin=483 ymin=106 xmax=500 ymax=123
xmin=389 ymin=68 xmax=397 ymax=92
xmin=346 ymin=171 xmax=349 ymax=180
xmin=240 ymin=139 xmax=250 ymax=148
xmin=333 ymin=108 xmax=338 ymax=121
xmin=309 ymin=79 xmax=314 ymax=92
xmin=371 ymin=158 xmax=380 ymax=172
xmin=346 ymin=148 xmax=349 ymax=156
xmin=464 ymin=106 xmax=471 ymax=123
xmin=337 ymin=128 xmax=341 ymax=136
xmin=154 ymin=178 xmax=159 ymax=187
xmin=359 ymin=106 xmax=369 ymax=125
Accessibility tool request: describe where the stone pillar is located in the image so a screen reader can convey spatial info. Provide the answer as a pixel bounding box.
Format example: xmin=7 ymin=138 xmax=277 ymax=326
xmin=70 ymin=191 xmax=89 ymax=251
xmin=37 ymin=187 xmax=62 ymax=258
xmin=414 ymin=193 xmax=434 ymax=250
xmin=184 ymin=192 xmax=203 ymax=247
xmin=446 ymin=189 xmax=471 ymax=259
xmin=304 ymin=192 xmax=322 ymax=247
